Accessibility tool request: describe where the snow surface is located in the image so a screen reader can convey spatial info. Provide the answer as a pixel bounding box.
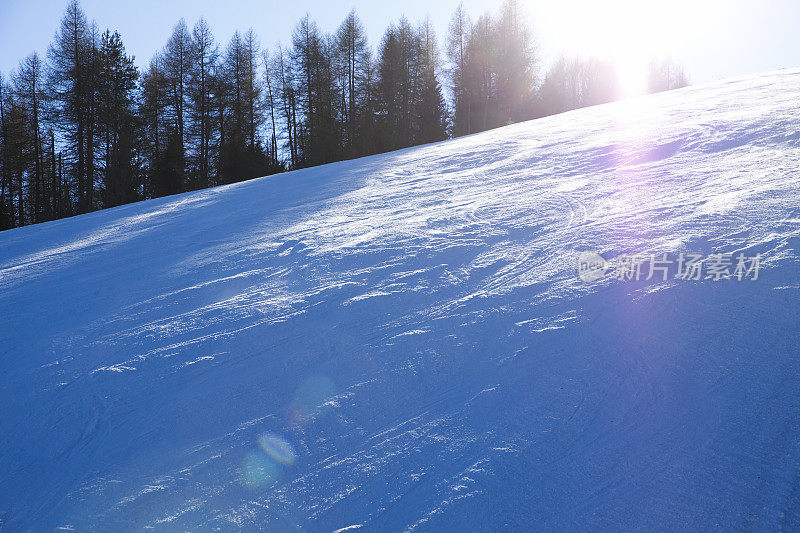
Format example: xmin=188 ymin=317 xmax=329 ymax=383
xmin=2 ymin=69 xmax=800 ymax=531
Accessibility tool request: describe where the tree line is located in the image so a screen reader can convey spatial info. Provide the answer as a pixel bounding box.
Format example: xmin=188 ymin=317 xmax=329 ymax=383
xmin=0 ymin=0 xmax=687 ymax=230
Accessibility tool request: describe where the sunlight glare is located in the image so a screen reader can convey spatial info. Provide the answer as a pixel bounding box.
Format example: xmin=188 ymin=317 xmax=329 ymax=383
xmin=527 ymin=0 xmax=723 ymax=96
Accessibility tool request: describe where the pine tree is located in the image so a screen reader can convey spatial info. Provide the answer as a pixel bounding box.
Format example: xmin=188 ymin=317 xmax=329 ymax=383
xmin=463 ymin=13 xmax=498 ymax=133
xmin=210 ymin=58 xmax=229 ymax=180
xmin=538 ymin=55 xmax=622 ymax=117
xmin=13 ymin=54 xmax=47 ymax=222
xmin=377 ymin=18 xmax=423 ymax=150
xmin=356 ymin=51 xmax=380 ymax=156
xmin=224 ymin=32 xmax=245 ymax=139
xmin=143 ymin=45 xmax=185 ymax=197
xmin=2 ymin=88 xmax=26 ymax=226
xmin=242 ymin=29 xmax=263 ymax=152
xmin=494 ymin=0 xmax=537 ymax=124
xmin=152 ymin=132 xmax=184 ymax=197
xmin=270 ymin=46 xmax=298 ymax=168
xmin=263 ymin=50 xmax=280 ymax=167
xmin=538 ymin=56 xmax=570 ymax=115
xmin=48 ymin=0 xmax=91 ymax=213
xmin=0 ymin=73 xmax=11 ymax=229
xmin=646 ymin=57 xmax=689 ymax=93
xmin=290 ymin=15 xmax=340 ymax=166
xmin=188 ymin=18 xmax=218 ymax=189
xmin=47 ymin=128 xmax=68 ymax=219
xmin=140 ymin=55 xmax=167 ymax=198
xmin=447 ymin=1 xmax=538 ymax=136
xmin=447 ymin=2 xmax=472 ymax=137
xmin=85 ymin=22 xmax=101 ymax=211
xmin=0 ymin=0 xmax=572 ymax=231
xmin=163 ymin=19 xmax=191 ymax=181
xmin=97 ymin=30 xmax=139 ymax=207
xmin=217 ymin=30 xmax=269 ymax=183
xmin=582 ymin=58 xmax=620 ymax=106
xmin=416 ymin=19 xmax=448 ymax=144
xmin=334 ymin=10 xmax=371 ymax=157
xmin=218 ymin=31 xmax=245 ymax=183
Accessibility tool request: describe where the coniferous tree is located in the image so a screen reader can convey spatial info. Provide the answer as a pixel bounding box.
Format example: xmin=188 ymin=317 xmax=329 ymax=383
xmin=13 ymin=53 xmax=47 ymax=222
xmin=417 ymin=19 xmax=448 ymax=144
xmin=447 ymin=3 xmax=472 ymax=137
xmin=0 ymin=74 xmax=12 ymax=229
xmin=210 ymin=57 xmax=229 ymax=180
xmin=466 ymin=13 xmax=498 ymax=133
xmin=219 ymin=31 xmax=245 ymax=182
xmin=85 ymin=22 xmax=101 ymax=211
xmin=290 ymin=15 xmax=340 ymax=166
xmin=47 ymin=128 xmax=69 ymax=219
xmin=262 ymin=50 xmax=280 ymax=168
xmin=310 ymin=35 xmax=340 ymax=165
xmin=334 ymin=10 xmax=371 ymax=157
xmin=646 ymin=57 xmax=689 ymax=93
xmin=242 ymin=29 xmax=263 ymax=152
xmin=2 ymin=88 xmax=26 ymax=226
xmin=291 ymin=17 xmax=314 ymax=165
xmin=447 ymin=1 xmax=537 ymax=136
xmin=376 ymin=17 xmax=451 ymax=150
xmin=144 ymin=43 xmax=185 ymax=197
xmin=225 ymin=32 xmax=245 ymax=134
xmin=4 ymin=1 xmax=695 ymax=232
xmin=152 ymin=132 xmax=184 ymax=197
xmin=140 ymin=55 xmax=167 ymax=198
xmin=217 ymin=30 xmax=269 ymax=182
xmin=357 ymin=49 xmax=381 ymax=156
xmin=187 ymin=18 xmax=218 ymax=189
xmin=270 ymin=46 xmax=299 ymax=168
xmin=494 ymin=0 xmax=537 ymax=123
xmin=48 ymin=0 xmax=92 ymax=213
xmin=582 ymin=58 xmax=620 ymax=106
xmin=538 ymin=55 xmax=573 ymax=115
xmin=97 ymin=30 xmax=140 ymax=207
xmin=538 ymin=55 xmax=621 ymax=117
xmin=163 ymin=19 xmax=191 ymax=183
xmin=376 ymin=18 xmax=420 ymax=151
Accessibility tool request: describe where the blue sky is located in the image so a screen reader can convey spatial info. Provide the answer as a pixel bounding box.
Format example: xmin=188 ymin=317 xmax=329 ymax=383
xmin=2 ymin=0 xmax=800 ymax=86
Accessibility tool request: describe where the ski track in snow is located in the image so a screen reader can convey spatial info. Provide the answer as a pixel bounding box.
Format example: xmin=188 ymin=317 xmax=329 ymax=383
xmin=2 ymin=70 xmax=800 ymax=530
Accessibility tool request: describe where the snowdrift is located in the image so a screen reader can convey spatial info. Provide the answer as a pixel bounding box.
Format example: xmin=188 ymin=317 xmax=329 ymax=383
xmin=2 ymin=70 xmax=800 ymax=530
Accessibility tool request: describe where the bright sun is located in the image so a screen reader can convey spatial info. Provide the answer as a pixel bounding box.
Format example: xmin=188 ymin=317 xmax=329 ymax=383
xmin=527 ymin=0 xmax=722 ymax=96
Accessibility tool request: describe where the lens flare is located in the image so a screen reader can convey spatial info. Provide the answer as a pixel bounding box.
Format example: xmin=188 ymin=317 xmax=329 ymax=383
xmin=527 ymin=0 xmax=723 ymax=96
xmin=258 ymin=432 xmax=297 ymax=466
xmin=242 ymin=451 xmax=279 ymax=488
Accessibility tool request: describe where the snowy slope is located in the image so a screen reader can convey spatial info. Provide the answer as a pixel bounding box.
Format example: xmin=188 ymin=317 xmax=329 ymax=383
xmin=2 ymin=69 xmax=800 ymax=531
